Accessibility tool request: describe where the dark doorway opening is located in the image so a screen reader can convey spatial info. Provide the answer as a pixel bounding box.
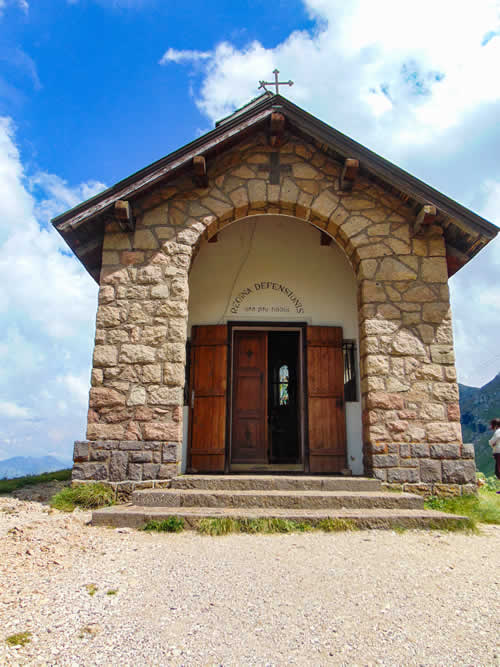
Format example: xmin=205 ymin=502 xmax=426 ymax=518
xmin=268 ymin=331 xmax=300 ymax=464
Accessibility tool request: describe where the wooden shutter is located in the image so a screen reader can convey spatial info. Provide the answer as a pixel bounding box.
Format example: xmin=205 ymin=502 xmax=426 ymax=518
xmin=307 ymin=326 xmax=346 ymax=473
xmin=188 ymin=325 xmax=228 ymax=472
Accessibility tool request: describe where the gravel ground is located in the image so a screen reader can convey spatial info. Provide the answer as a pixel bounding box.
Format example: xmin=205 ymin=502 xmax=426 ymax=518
xmin=0 ymin=494 xmax=499 ymax=666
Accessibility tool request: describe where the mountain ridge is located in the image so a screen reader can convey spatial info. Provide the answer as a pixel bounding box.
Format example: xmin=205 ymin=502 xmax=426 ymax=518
xmin=459 ymin=372 xmax=500 ymax=476
xmin=0 ymin=455 xmax=71 ymax=479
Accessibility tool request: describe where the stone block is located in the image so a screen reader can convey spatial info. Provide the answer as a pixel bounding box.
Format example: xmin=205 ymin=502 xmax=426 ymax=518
xmin=72 ymin=463 xmax=108 ymax=481
xmin=128 ymin=463 xmax=142 ymax=481
xmin=430 ymin=344 xmax=455 ymax=364
xmin=400 ymin=457 xmax=419 ymax=468
xmin=433 ymin=484 xmax=461 ymax=498
xmin=93 ymin=345 xmax=118 ymax=367
xmin=159 ymin=464 xmax=177 ymax=479
xmin=420 ymin=459 xmax=442 ymax=483
xmin=120 ymin=345 xmax=156 ymax=364
xmin=391 ymin=330 xmax=426 ymax=357
xmin=375 ymin=258 xmax=417 ymax=281
xmin=137 ymin=266 xmax=162 ymax=284
xmin=143 ymin=422 xmax=182 ymax=441
xmin=462 ymin=443 xmax=475 ymax=459
xmin=148 ymin=386 xmax=183 ymax=405
xmin=410 ymin=443 xmax=429 ymax=458
xmin=387 ymin=468 xmax=419 ymax=483
xmin=162 ymin=443 xmax=178 ymax=462
xmin=87 ymin=423 xmax=125 ymax=440
xmin=373 ymin=454 xmax=400 ymax=468
xmin=373 ymin=468 xmax=387 ymax=482
xmin=399 ymin=443 xmax=411 ymax=458
xmin=89 ymin=448 xmax=109 ymax=462
xmin=130 ymin=451 xmax=153 ymax=463
xmin=142 ymin=463 xmax=161 ymax=480
xmin=109 ymin=452 xmax=129 ymax=482
xmin=430 ymin=443 xmax=461 ymax=459
xmin=73 ymin=441 xmax=89 ymax=462
xmin=461 ymin=484 xmax=478 ymax=496
xmin=426 ymin=422 xmax=461 ymax=443
xmin=421 ymin=257 xmax=448 ymax=283
xmin=127 ymin=386 xmax=147 ymax=406
xmin=89 ymin=387 xmax=125 ymax=408
xmin=367 ymin=393 xmax=404 ymax=410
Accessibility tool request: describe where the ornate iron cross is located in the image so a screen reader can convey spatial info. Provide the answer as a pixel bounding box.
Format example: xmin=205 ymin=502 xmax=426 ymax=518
xmin=258 ymin=69 xmax=293 ymax=95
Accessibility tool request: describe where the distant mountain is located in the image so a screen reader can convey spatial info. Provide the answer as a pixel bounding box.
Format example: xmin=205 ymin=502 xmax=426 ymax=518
xmin=459 ymin=372 xmax=500 ymax=476
xmin=0 ymin=456 xmax=71 ymax=479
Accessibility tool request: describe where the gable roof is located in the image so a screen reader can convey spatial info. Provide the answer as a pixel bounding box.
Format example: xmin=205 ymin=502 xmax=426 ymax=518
xmin=52 ymin=94 xmax=498 ymax=283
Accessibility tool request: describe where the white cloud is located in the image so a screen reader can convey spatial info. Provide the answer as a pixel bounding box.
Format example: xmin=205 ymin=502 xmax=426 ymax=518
xmin=159 ymin=48 xmax=212 ymax=65
xmin=450 ymin=181 xmax=500 ymax=387
xmin=161 ymin=0 xmax=500 ymax=154
xmin=0 ymin=401 xmax=31 ymax=419
xmin=164 ymin=0 xmax=500 ymax=388
xmin=0 ymin=116 xmax=102 ymax=460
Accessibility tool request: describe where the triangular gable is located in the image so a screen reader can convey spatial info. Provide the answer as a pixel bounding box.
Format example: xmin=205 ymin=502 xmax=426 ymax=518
xmin=52 ymin=94 xmax=498 ymax=283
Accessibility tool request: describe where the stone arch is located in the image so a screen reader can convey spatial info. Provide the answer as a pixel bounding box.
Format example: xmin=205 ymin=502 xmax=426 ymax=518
xmin=186 ymin=201 xmax=363 ymax=280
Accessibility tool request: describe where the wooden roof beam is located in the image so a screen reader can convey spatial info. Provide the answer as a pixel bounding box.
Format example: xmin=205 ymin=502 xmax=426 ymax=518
xmin=269 ymin=112 xmax=285 ymax=147
xmin=193 ymin=155 xmax=208 ymax=188
xmin=446 ymin=245 xmax=469 ymax=277
xmin=340 ymin=158 xmax=359 ymax=191
xmin=113 ymin=200 xmax=135 ymax=232
xmin=413 ymin=204 xmax=437 ymax=236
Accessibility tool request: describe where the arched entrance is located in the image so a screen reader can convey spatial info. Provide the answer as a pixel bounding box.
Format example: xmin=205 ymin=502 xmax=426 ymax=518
xmin=183 ymin=214 xmax=363 ymax=475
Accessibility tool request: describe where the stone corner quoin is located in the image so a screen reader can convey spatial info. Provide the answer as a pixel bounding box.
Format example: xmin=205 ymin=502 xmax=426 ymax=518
xmin=73 ymin=130 xmax=475 ymax=498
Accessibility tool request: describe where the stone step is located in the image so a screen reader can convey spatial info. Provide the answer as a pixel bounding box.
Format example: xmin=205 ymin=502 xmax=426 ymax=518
xmin=170 ymin=475 xmax=382 ymax=492
xmin=131 ymin=488 xmax=424 ymax=510
xmin=92 ymin=505 xmax=469 ymax=531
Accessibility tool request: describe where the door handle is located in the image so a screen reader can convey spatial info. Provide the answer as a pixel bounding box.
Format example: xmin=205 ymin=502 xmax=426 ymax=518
xmin=191 ymin=390 xmax=195 ymax=408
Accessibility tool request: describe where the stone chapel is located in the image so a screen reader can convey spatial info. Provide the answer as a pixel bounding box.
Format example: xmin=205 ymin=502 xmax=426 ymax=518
xmin=53 ymin=92 xmax=498 ymax=502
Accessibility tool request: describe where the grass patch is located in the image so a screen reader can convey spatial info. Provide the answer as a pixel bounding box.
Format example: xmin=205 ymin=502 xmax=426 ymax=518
xmin=106 ymin=589 xmax=118 ymax=596
xmin=317 ymin=518 xmax=358 ymax=532
xmin=50 ymin=483 xmax=114 ymax=512
xmin=142 ymin=517 xmax=185 ymax=533
xmin=5 ymin=632 xmax=31 ymax=647
xmin=428 ymin=517 xmax=479 ymax=534
xmin=86 ymin=584 xmax=98 ymax=596
xmin=425 ymin=488 xmax=500 ymax=526
xmin=197 ymin=517 xmax=358 ymax=535
xmin=0 ymin=469 xmax=71 ymax=495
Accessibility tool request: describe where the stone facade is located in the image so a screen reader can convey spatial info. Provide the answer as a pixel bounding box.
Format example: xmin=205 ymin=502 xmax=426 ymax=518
xmin=74 ymin=129 xmax=476 ymax=497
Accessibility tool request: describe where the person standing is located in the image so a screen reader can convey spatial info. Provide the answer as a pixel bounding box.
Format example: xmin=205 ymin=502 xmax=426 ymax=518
xmin=489 ymin=418 xmax=500 ymax=482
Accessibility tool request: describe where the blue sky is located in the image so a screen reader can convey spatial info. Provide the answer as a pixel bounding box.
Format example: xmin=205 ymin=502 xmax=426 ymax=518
xmin=0 ymin=0 xmax=499 ymax=462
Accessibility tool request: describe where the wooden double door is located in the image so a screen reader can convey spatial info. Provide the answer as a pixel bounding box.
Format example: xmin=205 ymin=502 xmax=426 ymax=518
xmin=188 ymin=324 xmax=347 ymax=473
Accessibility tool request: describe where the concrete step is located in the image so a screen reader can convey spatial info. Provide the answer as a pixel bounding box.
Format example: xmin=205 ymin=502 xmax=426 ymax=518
xmin=131 ymin=488 xmax=424 ymax=510
xmin=92 ymin=505 xmax=469 ymax=531
xmin=170 ymin=475 xmax=382 ymax=492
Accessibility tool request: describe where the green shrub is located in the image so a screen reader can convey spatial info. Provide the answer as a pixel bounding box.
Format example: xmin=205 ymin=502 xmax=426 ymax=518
xmin=50 ymin=483 xmax=114 ymax=512
xmin=142 ymin=517 xmax=185 ymax=533
xmin=0 ymin=469 xmax=71 ymax=495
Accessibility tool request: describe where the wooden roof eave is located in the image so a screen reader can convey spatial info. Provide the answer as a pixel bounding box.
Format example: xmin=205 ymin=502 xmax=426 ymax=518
xmin=52 ymin=105 xmax=275 ymax=233
xmin=52 ymin=93 xmax=498 ymax=284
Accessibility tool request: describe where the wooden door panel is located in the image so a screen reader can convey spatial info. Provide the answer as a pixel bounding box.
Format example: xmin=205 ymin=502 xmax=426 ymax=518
xmin=188 ymin=325 xmax=228 ymax=472
xmin=307 ymin=326 xmax=346 ymax=473
xmin=231 ymin=331 xmax=268 ymax=464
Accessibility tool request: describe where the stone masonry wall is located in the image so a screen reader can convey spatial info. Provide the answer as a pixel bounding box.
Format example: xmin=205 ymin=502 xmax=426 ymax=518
xmin=73 ymin=129 xmax=476 ymax=497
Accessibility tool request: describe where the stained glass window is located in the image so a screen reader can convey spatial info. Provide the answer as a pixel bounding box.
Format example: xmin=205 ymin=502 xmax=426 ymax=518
xmin=279 ymin=364 xmax=289 ymax=405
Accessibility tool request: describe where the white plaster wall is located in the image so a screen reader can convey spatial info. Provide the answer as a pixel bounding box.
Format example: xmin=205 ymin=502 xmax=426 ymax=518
xmin=187 ymin=215 xmax=364 ymax=475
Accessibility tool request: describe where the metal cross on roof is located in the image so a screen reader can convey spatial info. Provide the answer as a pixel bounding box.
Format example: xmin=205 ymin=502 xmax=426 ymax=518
xmin=258 ymin=69 xmax=293 ymax=95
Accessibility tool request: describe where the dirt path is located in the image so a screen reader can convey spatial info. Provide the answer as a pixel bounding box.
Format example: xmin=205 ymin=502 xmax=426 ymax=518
xmin=0 ymin=496 xmax=498 ymax=666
